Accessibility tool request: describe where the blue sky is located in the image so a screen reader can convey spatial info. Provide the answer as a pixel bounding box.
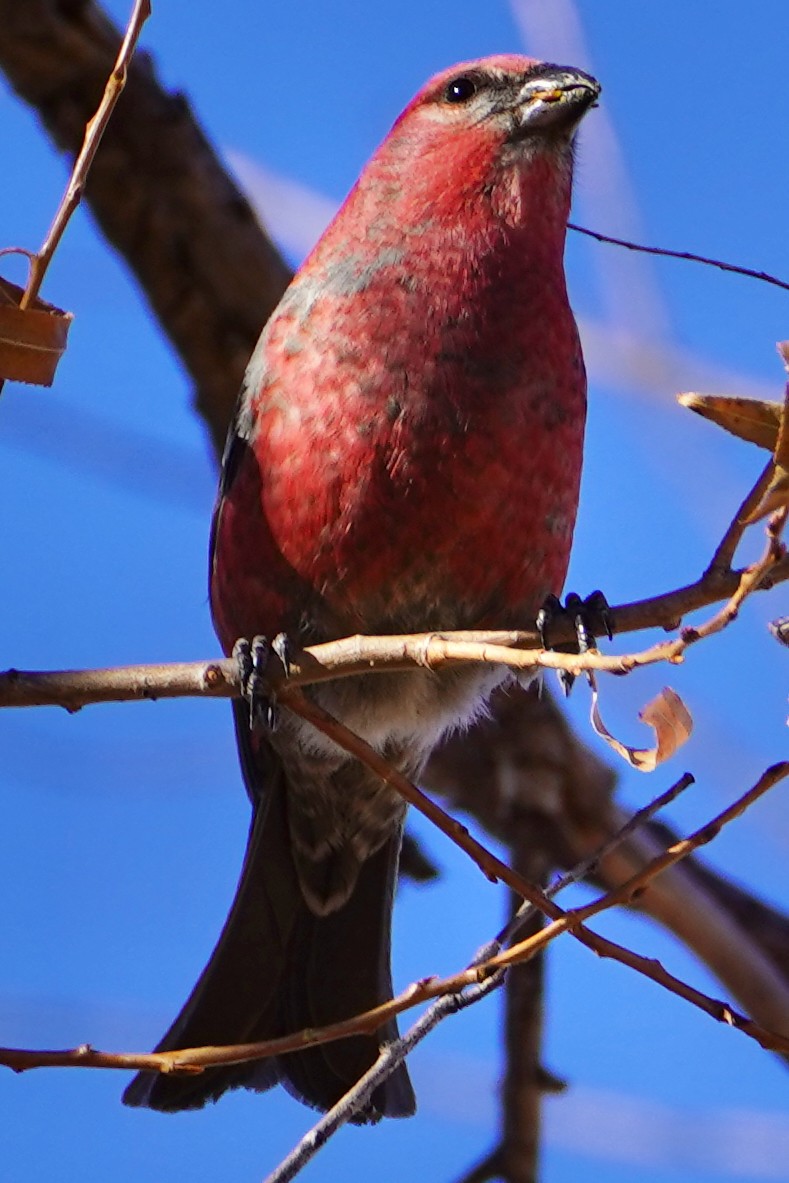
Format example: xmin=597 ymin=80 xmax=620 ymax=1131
xmin=1 ymin=2 xmax=788 ymax=1180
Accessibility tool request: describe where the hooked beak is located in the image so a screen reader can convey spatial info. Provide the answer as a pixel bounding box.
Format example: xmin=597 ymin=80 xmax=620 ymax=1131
xmin=513 ymin=66 xmax=600 ymax=138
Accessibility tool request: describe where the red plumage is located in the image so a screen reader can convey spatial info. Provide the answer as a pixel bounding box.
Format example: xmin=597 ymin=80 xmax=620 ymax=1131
xmin=125 ymin=54 xmax=599 ymax=1122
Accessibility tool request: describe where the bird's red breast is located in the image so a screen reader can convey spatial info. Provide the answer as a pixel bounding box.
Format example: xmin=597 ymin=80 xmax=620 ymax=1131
xmin=211 ymin=55 xmax=595 ymax=650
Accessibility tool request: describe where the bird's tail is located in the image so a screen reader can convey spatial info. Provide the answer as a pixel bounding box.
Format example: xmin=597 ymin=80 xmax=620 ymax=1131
xmin=122 ymin=710 xmax=415 ymax=1121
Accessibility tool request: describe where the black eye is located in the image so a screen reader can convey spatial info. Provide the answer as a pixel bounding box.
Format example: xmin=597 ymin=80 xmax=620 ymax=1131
xmin=444 ymin=75 xmax=478 ymax=104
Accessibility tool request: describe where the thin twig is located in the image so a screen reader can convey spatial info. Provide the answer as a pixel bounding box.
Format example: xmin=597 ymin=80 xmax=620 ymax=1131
xmin=706 ymin=460 xmax=777 ymax=575
xmin=569 ymin=223 xmax=789 ymax=294
xmin=499 ymin=772 xmax=695 ymax=948
xmin=268 ymin=772 xmax=697 ymax=1176
xmin=682 ymin=506 xmax=788 ymax=646
xmin=494 ymin=762 xmax=789 ymax=980
xmin=18 ymin=0 xmax=151 ymax=310
xmin=265 ymin=974 xmax=505 ymax=1183
xmin=1 ymin=545 xmax=785 ymax=713
xmin=1 ymin=765 xmax=785 ymax=1086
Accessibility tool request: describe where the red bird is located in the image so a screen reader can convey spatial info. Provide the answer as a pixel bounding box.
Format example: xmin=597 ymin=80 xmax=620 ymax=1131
xmin=124 ymin=55 xmax=599 ymax=1120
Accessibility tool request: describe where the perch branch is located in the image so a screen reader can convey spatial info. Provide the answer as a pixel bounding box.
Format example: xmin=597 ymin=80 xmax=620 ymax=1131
xmin=1 ymin=541 xmax=786 ymax=712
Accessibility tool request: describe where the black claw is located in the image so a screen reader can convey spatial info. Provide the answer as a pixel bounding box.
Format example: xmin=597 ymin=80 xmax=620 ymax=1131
xmin=232 ymin=638 xmax=253 ymax=691
xmin=565 ymin=592 xmax=593 ymax=654
xmin=585 ymin=589 xmax=614 ymax=641
xmin=536 ymin=593 xmax=562 ymax=649
xmin=536 ymin=589 xmax=614 ymax=695
xmin=250 ymin=636 xmax=275 ymax=729
xmin=233 ymin=635 xmax=284 ymax=731
xmin=271 ymin=632 xmax=294 ymax=679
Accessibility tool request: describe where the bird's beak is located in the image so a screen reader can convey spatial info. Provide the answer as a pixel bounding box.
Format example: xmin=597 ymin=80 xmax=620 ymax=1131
xmin=514 ymin=67 xmax=600 ymax=137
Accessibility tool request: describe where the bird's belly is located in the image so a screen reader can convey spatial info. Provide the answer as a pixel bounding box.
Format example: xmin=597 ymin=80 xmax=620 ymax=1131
xmin=290 ymin=661 xmax=523 ymax=770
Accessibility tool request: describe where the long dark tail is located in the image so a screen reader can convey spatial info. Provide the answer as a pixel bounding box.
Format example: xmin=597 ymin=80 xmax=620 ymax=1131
xmin=122 ymin=711 xmax=415 ymax=1121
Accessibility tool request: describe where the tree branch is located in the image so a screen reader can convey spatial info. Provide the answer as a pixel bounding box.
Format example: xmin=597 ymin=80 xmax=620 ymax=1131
xmin=427 ymin=687 xmax=789 ymax=1054
xmin=1 ymin=536 xmax=787 ymax=712
xmin=0 ymin=0 xmax=291 ymax=452
xmin=2 ymin=763 xmax=787 ymax=1088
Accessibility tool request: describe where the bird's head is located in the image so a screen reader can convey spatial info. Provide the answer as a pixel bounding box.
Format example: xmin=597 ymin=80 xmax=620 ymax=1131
xmin=361 ymin=55 xmax=600 ymax=235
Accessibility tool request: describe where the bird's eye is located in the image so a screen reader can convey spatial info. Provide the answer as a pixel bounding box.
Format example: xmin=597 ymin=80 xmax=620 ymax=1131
xmin=444 ymin=76 xmax=478 ymax=104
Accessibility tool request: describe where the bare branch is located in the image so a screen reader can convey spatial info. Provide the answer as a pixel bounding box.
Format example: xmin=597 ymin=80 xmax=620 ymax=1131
xmin=0 ymin=0 xmax=291 ymax=452
xmin=18 ymin=0 xmax=151 ymax=309
xmin=569 ymin=222 xmax=789 ymax=294
xmin=1 ymin=530 xmax=786 ymax=713
xmin=499 ymin=833 xmax=551 ymax=1183
xmin=428 ymin=686 xmax=789 ymax=1063
xmin=2 ymin=764 xmax=786 ymax=1088
xmin=706 ymin=460 xmax=777 ymax=574
xmin=500 ymin=772 xmax=696 ymax=948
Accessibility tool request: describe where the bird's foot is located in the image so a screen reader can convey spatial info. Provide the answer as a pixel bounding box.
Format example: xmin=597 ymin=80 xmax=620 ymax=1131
xmin=536 ymin=589 xmax=613 ymax=695
xmin=233 ymin=633 xmax=293 ymax=730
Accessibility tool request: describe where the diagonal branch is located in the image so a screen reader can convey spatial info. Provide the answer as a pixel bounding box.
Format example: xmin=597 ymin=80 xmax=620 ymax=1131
xmin=427 ymin=686 xmax=789 ymax=1056
xmin=2 ymin=763 xmax=787 ymax=1089
xmin=17 ymin=0 xmax=151 ymax=311
xmin=0 ymin=0 xmax=291 ymax=453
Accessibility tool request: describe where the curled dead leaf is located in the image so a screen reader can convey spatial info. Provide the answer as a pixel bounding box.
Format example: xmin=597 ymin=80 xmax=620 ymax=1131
xmin=590 ymin=681 xmax=693 ymax=772
xmin=0 ymin=274 xmax=73 ymax=386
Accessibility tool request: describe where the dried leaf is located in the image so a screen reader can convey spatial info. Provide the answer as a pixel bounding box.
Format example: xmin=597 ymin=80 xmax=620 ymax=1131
xmin=677 ymin=392 xmax=782 ymax=452
xmin=590 ymin=683 xmax=693 ymax=772
xmin=680 ymin=356 xmax=789 ymax=524
xmin=0 ymin=275 xmax=73 ymax=386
